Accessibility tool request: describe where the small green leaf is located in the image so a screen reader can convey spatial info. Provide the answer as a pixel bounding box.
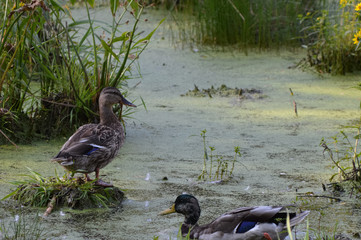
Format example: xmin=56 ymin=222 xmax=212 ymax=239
xmin=134 ymin=18 xmax=165 ymax=46
xmin=100 ymin=39 xmax=120 ymax=61
xmin=87 ymin=0 xmax=95 ymax=8
xmin=49 ymin=0 xmax=66 ymax=12
xmin=354 ymin=134 xmax=361 ymax=139
xmin=1 ymin=190 xmax=18 ymax=200
xmin=110 ymin=0 xmax=119 ymax=16
xmin=112 ymin=32 xmax=130 ymax=43
xmin=129 ymin=0 xmax=139 ymax=17
xmin=140 ymin=96 xmax=147 ymax=112
xmin=286 ymin=211 xmax=294 ymax=240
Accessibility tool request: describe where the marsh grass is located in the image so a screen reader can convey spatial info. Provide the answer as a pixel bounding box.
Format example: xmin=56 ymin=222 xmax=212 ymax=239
xmin=286 ymin=210 xmax=341 ymax=240
xmin=198 ymin=129 xmax=242 ymax=181
xmin=0 ymin=213 xmax=47 ymax=240
xmin=169 ymin=0 xmax=325 ymax=52
xmin=294 ymin=194 xmax=343 ymax=239
xmin=0 ymin=0 xmax=163 ymax=143
xmin=2 ymin=168 xmax=125 ymax=216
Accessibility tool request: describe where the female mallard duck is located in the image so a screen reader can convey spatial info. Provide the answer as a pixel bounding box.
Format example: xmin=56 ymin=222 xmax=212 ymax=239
xmin=52 ymin=87 xmax=136 ymax=187
xmin=160 ymin=194 xmax=310 ymax=240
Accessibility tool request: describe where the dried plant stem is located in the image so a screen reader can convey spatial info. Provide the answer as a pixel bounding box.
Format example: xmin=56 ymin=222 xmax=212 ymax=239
xmin=293 ymin=100 xmax=298 ymax=117
xmin=43 ymin=195 xmax=56 ymax=217
xmin=353 ymin=128 xmax=360 ymax=175
xmin=0 ymin=129 xmax=18 ymax=148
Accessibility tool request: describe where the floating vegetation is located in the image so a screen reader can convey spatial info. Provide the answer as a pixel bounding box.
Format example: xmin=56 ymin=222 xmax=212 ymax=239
xmin=2 ymin=169 xmax=125 ymax=216
xmin=198 ymin=129 xmax=242 ymax=181
xmin=181 ymin=84 xmax=266 ymax=99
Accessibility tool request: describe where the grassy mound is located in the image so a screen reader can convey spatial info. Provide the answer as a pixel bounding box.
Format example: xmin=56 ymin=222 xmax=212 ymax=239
xmin=3 ymin=169 xmax=125 ymax=216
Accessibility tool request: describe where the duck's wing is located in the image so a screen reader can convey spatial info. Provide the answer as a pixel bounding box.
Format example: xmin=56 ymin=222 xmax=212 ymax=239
xmin=53 ymin=124 xmax=110 ymax=159
xmin=58 ymin=124 xmax=96 ymax=150
xmin=288 ymin=210 xmax=310 ymax=227
xmin=195 ymin=206 xmax=283 ymax=236
xmin=195 ymin=206 xmax=309 ymax=240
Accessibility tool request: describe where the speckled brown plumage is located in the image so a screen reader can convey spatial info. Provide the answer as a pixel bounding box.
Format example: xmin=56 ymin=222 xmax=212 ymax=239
xmin=52 ymin=87 xmax=136 ymax=187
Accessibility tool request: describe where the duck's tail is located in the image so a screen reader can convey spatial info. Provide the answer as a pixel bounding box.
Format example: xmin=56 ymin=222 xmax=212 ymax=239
xmin=289 ymin=210 xmax=310 ymax=227
xmin=51 ymin=157 xmax=74 ymax=166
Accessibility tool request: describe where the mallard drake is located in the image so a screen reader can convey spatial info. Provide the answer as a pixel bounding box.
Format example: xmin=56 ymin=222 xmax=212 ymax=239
xmin=52 ymin=87 xmax=136 ymax=187
xmin=160 ymin=194 xmax=310 ymax=240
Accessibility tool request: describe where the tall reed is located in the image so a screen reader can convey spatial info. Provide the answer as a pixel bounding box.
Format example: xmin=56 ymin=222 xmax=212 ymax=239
xmin=169 ymin=0 xmax=325 ymax=52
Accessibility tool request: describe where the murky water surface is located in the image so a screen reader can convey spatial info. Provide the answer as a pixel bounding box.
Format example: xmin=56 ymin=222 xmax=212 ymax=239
xmin=1 ymin=7 xmax=361 ymax=240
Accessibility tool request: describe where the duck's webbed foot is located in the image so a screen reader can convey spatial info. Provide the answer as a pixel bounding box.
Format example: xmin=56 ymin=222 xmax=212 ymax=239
xmin=94 ymin=179 xmax=113 ymax=187
xmin=85 ymin=173 xmax=93 ymax=182
xmin=94 ymin=168 xmax=113 ymax=187
xmin=263 ymin=233 xmax=272 ymax=240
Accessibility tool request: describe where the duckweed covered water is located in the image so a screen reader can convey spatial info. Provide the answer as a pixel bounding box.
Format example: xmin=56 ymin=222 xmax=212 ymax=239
xmin=1 ymin=7 xmax=361 ymax=240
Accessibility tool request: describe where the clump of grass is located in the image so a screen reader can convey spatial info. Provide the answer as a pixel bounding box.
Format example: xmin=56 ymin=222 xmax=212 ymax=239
xmin=198 ymin=129 xmax=242 ymax=181
xmin=320 ymin=125 xmax=361 ymax=196
xmin=0 ymin=213 xmax=47 ymax=240
xmin=2 ymin=168 xmax=125 ymax=216
xmin=0 ymin=0 xmax=163 ymax=143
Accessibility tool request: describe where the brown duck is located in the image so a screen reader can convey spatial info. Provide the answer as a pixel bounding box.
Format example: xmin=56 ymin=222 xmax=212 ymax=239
xmin=160 ymin=194 xmax=310 ymax=240
xmin=52 ymin=87 xmax=136 ymax=187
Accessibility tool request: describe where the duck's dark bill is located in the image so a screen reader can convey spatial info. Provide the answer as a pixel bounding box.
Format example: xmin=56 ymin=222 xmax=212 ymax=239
xmin=121 ymin=96 xmax=136 ymax=107
xmin=160 ymin=204 xmax=176 ymax=215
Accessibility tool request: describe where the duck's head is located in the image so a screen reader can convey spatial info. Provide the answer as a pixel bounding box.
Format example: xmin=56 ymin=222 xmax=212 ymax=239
xmin=99 ymin=87 xmax=136 ymax=107
xmin=160 ymin=194 xmax=201 ymax=225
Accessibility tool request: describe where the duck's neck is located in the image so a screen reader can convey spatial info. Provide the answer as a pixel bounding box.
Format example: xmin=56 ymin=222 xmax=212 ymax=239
xmin=181 ymin=223 xmax=199 ymax=238
xmin=99 ymin=104 xmax=120 ymax=126
xmin=181 ymin=212 xmax=200 ymax=236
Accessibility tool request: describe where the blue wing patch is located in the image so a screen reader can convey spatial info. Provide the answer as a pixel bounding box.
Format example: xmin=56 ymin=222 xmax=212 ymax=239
xmin=236 ymin=221 xmax=257 ymax=233
xmin=84 ymin=144 xmax=105 ymax=155
xmin=85 ymin=147 xmax=99 ymax=155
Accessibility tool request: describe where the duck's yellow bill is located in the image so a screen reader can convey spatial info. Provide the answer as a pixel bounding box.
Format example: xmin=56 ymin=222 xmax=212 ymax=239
xmin=159 ymin=204 xmax=176 ymax=215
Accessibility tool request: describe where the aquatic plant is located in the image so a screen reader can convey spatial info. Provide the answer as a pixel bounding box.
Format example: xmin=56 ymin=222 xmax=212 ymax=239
xmin=2 ymin=168 xmax=125 ymax=216
xmin=0 ymin=213 xmax=47 ymax=240
xmin=169 ymin=0 xmax=325 ymax=52
xmin=294 ymin=195 xmax=342 ymax=239
xmin=320 ymin=126 xmax=361 ymax=196
xmin=0 ymin=0 xmax=163 ymax=143
xmin=197 ymin=129 xmax=242 ymax=181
